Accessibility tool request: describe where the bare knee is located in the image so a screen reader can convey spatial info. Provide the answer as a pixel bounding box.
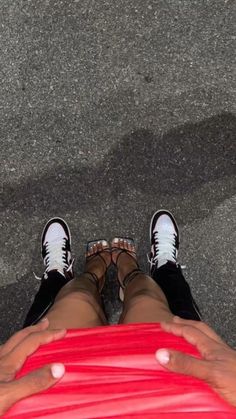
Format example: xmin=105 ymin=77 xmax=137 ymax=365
xmin=52 ymin=290 xmax=107 ymax=323
xmin=56 ymin=277 xmax=99 ymax=301
xmin=56 ymin=289 xmax=99 ymax=307
xmin=120 ymin=293 xmax=173 ymax=324
xmin=124 ymin=288 xmax=167 ymax=305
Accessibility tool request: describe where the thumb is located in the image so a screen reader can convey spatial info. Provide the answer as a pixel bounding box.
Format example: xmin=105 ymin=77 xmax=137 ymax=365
xmin=155 ymin=349 xmax=210 ymax=382
xmin=3 ymin=363 xmax=65 ymax=414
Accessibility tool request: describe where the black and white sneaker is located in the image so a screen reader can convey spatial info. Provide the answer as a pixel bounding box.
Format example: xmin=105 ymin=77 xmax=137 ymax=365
xmin=148 ymin=210 xmax=179 ymax=274
xmin=41 ymin=217 xmax=74 ymax=280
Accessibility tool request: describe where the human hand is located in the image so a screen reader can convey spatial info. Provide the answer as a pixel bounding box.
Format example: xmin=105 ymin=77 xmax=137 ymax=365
xmin=155 ymin=316 xmax=236 ymax=407
xmin=0 ymin=318 xmax=66 ymax=415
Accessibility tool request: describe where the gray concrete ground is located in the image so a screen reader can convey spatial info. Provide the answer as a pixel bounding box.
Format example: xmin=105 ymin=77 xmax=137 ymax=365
xmin=0 ymin=0 xmax=235 ymax=346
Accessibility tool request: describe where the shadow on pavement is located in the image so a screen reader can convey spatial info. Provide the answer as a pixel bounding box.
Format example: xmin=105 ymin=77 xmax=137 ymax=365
xmin=0 ymin=112 xmax=235 ymax=341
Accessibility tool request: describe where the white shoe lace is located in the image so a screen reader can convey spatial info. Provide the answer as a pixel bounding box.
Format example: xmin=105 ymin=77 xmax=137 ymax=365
xmin=148 ymin=230 xmax=177 ymax=268
xmin=34 ymin=238 xmax=73 ymax=280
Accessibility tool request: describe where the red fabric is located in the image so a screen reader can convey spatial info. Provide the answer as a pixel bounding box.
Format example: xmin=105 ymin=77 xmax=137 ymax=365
xmin=5 ymin=323 xmax=236 ymax=418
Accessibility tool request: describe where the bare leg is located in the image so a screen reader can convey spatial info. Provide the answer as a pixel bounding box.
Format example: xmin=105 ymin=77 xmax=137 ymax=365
xmin=119 ymin=271 xmax=174 ymax=324
xmin=111 ymin=239 xmax=174 ymax=324
xmin=46 ymin=242 xmax=110 ymax=330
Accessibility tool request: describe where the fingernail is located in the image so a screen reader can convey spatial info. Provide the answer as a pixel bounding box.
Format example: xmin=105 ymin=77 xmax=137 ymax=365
xmin=114 ymin=238 xmax=118 ymax=243
xmin=102 ymin=240 xmax=107 ymax=246
xmin=155 ymin=349 xmax=170 ymax=365
xmin=51 ymin=363 xmax=65 ymax=379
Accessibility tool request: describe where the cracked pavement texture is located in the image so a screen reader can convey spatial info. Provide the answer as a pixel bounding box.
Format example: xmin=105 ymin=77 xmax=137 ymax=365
xmin=0 ymin=0 xmax=235 ymax=346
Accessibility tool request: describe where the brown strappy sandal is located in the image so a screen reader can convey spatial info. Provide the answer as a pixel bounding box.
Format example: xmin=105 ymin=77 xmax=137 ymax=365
xmin=85 ymin=239 xmax=111 ymax=292
xmin=111 ymin=237 xmax=143 ymax=301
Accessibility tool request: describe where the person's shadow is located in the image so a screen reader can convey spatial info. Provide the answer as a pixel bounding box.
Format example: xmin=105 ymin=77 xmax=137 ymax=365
xmin=0 ymin=112 xmax=235 ymax=343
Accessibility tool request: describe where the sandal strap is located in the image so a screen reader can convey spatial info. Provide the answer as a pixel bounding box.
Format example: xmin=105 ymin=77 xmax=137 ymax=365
xmin=86 ymin=250 xmax=109 ymax=274
xmin=111 ymin=248 xmax=137 ymax=267
xmin=122 ymin=268 xmax=143 ymax=288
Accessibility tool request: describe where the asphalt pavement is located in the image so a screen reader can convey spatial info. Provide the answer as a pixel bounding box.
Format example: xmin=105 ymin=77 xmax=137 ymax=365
xmin=0 ymin=0 xmax=235 ymax=346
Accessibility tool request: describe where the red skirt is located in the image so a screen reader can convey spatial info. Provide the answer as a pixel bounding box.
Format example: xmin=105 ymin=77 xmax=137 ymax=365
xmin=5 ymin=323 xmax=236 ymax=418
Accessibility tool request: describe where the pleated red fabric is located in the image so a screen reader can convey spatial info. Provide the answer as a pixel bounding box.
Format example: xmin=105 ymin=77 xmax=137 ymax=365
xmin=5 ymin=323 xmax=236 ymax=418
